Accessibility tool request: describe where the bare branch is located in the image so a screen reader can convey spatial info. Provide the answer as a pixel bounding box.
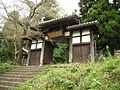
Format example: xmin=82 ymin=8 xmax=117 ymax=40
xmin=29 ymin=0 xmax=47 ymax=19
xmin=0 ymin=0 xmax=24 ymax=27
xmin=16 ymin=0 xmax=47 ymax=28
xmin=18 ymin=0 xmax=34 ymax=9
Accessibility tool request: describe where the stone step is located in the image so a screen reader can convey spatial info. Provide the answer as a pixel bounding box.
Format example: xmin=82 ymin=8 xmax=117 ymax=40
xmin=0 ymin=85 xmax=17 ymax=90
xmin=14 ymin=66 xmax=44 ymax=69
xmin=0 ymin=81 xmax=21 ymax=87
xmin=0 ymin=74 xmax=35 ymax=78
xmin=0 ymin=77 xmax=30 ymax=82
xmin=5 ymin=71 xmax=41 ymax=75
xmin=0 ymin=66 xmax=44 ymax=90
xmin=11 ymin=69 xmax=43 ymax=72
xmin=14 ymin=67 xmax=43 ymax=69
xmin=14 ymin=65 xmax=43 ymax=68
xmin=13 ymin=68 xmax=43 ymax=71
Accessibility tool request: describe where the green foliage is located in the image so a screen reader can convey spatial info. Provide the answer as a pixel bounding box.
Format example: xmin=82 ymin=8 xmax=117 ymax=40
xmin=79 ymin=0 xmax=120 ymax=55
xmin=16 ymin=57 xmax=120 ymax=90
xmin=0 ymin=39 xmax=15 ymax=62
xmin=0 ymin=62 xmax=15 ymax=74
xmin=1 ymin=10 xmax=23 ymax=62
xmin=1 ymin=0 xmax=61 ymax=62
xmin=29 ymin=0 xmax=61 ymax=25
xmin=70 ymin=67 xmax=78 ymax=73
xmin=53 ymin=40 xmax=69 ymax=64
xmin=0 ymin=32 xmax=3 ymax=61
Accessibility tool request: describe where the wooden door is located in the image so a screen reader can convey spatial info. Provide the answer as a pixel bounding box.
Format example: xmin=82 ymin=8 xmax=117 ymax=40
xmin=43 ymin=42 xmax=54 ymax=64
xmin=29 ymin=49 xmax=41 ymax=65
xmin=73 ymin=44 xmax=90 ymax=63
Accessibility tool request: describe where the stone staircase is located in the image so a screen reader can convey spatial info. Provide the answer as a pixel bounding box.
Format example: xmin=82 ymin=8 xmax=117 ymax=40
xmin=0 ymin=66 xmax=44 ymax=90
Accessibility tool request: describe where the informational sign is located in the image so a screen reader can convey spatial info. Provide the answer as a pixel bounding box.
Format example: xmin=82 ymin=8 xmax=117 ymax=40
xmin=48 ymin=30 xmax=64 ymax=38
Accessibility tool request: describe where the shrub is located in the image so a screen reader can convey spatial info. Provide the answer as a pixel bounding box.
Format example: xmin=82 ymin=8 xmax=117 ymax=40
xmin=0 ymin=62 xmax=15 ymax=74
xmin=53 ymin=40 xmax=69 ymax=64
xmin=17 ymin=57 xmax=120 ymax=90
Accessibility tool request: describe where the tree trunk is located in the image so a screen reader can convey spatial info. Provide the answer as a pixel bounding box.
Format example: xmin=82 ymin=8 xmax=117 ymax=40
xmin=14 ymin=40 xmax=17 ymax=59
xmin=18 ymin=28 xmax=27 ymax=64
xmin=14 ymin=22 xmax=18 ymax=60
xmin=18 ymin=39 xmax=24 ymax=64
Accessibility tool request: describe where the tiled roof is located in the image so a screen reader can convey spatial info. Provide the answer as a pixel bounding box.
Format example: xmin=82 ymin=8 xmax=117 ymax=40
xmin=67 ymin=20 xmax=98 ymax=30
xmin=35 ymin=14 xmax=82 ymax=29
xmin=39 ymin=14 xmax=82 ymax=25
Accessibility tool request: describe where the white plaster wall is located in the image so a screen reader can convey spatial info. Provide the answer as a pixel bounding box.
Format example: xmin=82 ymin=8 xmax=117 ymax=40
xmin=37 ymin=43 xmax=42 ymax=49
xmin=82 ymin=35 xmax=90 ymax=43
xmin=72 ymin=37 xmax=80 ymax=44
xmin=65 ymin=31 xmax=70 ymax=36
xmin=31 ymin=44 xmax=36 ymax=49
xmin=82 ymin=29 xmax=90 ymax=35
xmin=72 ymin=31 xmax=80 ymax=36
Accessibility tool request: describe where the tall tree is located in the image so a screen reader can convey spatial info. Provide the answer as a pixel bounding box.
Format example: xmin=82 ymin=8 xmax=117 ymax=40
xmin=1 ymin=0 xmax=61 ymax=62
xmin=2 ymin=11 xmax=23 ymax=59
xmin=0 ymin=32 xmax=3 ymax=61
xmin=0 ymin=31 xmax=15 ymax=61
xmin=79 ymin=0 xmax=120 ymax=55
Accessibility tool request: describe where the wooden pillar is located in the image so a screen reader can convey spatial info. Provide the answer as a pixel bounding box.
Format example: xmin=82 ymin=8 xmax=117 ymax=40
xmin=26 ymin=41 xmax=32 ymax=66
xmin=94 ymin=40 xmax=97 ymax=61
xmin=90 ymin=30 xmax=95 ymax=62
xmin=26 ymin=50 xmax=31 ymax=66
xmin=40 ymin=41 xmax=45 ymax=66
xmin=69 ymin=32 xmax=73 ymax=63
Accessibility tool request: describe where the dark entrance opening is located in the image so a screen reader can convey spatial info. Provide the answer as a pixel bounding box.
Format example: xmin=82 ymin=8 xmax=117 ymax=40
xmin=43 ymin=41 xmax=54 ymax=64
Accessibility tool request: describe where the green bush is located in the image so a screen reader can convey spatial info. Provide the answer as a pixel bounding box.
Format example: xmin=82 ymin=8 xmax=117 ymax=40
xmin=0 ymin=62 xmax=15 ymax=73
xmin=17 ymin=57 xmax=120 ymax=90
xmin=53 ymin=40 xmax=69 ymax=64
xmin=70 ymin=67 xmax=78 ymax=73
xmin=0 ymin=40 xmax=15 ymax=62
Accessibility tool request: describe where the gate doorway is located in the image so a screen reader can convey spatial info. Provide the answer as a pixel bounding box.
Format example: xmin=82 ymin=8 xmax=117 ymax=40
xmin=53 ymin=38 xmax=69 ymax=63
xmin=29 ymin=49 xmax=41 ymax=66
xmin=73 ymin=43 xmax=90 ymax=63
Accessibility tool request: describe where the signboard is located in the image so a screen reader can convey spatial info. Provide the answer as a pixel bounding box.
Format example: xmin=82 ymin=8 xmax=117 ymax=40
xmin=48 ymin=30 xmax=64 ymax=38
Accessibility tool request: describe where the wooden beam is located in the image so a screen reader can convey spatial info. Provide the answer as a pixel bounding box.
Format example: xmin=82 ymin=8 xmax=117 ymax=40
xmin=69 ymin=32 xmax=73 ymax=63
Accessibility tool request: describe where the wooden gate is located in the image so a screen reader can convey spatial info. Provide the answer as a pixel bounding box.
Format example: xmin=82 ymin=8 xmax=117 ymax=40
xmin=73 ymin=44 xmax=90 ymax=63
xmin=29 ymin=49 xmax=41 ymax=65
xmin=43 ymin=42 xmax=54 ymax=64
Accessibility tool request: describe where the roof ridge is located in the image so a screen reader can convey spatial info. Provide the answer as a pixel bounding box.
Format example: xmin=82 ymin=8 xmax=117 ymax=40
xmin=39 ymin=14 xmax=81 ymax=25
xmin=67 ymin=20 xmax=98 ymax=29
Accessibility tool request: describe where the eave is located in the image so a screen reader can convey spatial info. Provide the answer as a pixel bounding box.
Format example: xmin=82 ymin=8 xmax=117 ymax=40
xmin=67 ymin=20 xmax=99 ymax=30
xmin=33 ymin=14 xmax=82 ymax=32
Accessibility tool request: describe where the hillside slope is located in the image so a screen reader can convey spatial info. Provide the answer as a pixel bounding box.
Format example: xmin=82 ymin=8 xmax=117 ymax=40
xmin=16 ymin=57 xmax=120 ymax=90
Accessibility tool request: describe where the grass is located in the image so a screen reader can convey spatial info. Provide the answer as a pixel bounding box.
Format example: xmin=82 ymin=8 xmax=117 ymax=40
xmin=14 ymin=57 xmax=120 ymax=90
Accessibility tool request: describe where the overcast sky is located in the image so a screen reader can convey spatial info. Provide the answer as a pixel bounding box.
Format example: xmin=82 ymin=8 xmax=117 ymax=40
xmin=0 ymin=0 xmax=114 ymax=27
xmin=1 ymin=0 xmax=80 ymax=15
xmin=0 ymin=0 xmax=114 ymax=17
xmin=57 ymin=0 xmax=80 ymax=15
xmin=0 ymin=0 xmax=80 ymax=31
